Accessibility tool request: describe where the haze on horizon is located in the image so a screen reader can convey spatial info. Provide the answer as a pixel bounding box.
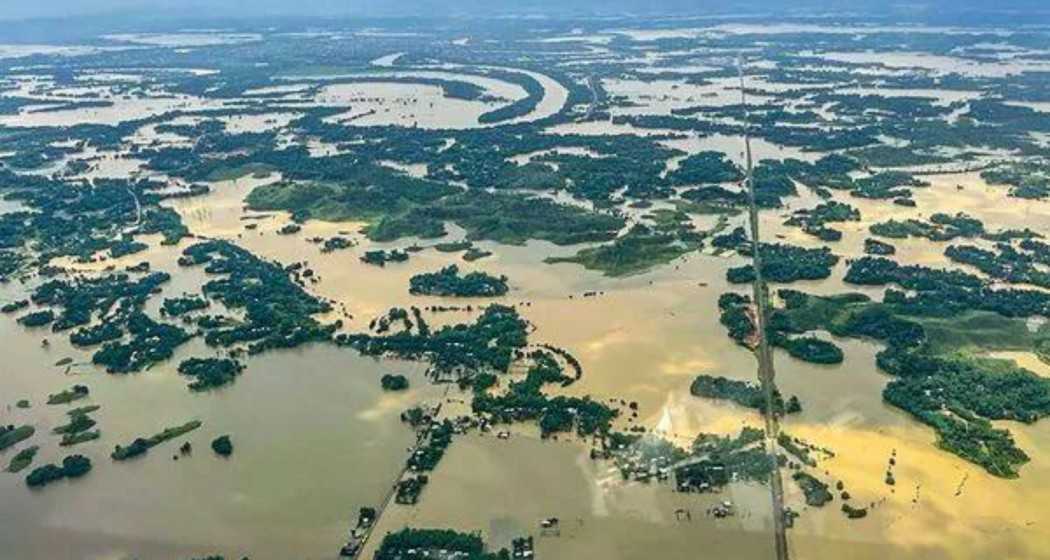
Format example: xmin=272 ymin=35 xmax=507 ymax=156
xmin=4 ymin=0 xmax=1049 ymax=21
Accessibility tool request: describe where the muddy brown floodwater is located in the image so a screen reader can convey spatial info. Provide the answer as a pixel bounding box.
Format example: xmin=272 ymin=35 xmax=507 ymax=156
xmin=4 ymin=165 xmax=1047 ymax=560
xmin=2 ymin=55 xmax=1050 ymax=560
xmin=171 ymin=167 xmax=1050 ymax=559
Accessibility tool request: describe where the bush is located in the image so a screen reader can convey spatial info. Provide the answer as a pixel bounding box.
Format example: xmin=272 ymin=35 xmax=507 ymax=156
xmin=381 ymin=374 xmax=409 ymax=391
xmin=211 ymin=435 xmax=233 ymax=457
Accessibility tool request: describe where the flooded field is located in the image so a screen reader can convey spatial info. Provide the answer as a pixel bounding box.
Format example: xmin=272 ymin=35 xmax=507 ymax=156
xmin=0 ymin=231 xmax=439 ymax=558
xmin=1 ymin=11 xmax=1050 ymax=560
xmin=156 ymin=164 xmax=1050 ymax=560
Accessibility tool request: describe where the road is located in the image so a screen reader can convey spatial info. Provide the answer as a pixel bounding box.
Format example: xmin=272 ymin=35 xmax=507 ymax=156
xmin=738 ymin=57 xmax=792 ymax=560
xmin=125 ymin=186 xmax=142 ymax=229
xmin=583 ymin=75 xmax=600 ymax=120
xmin=349 ymin=401 xmax=443 ymax=558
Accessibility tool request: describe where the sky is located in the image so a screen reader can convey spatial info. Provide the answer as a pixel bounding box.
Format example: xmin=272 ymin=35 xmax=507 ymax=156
xmin=0 ymin=0 xmax=1045 ymax=24
xmin=3 ymin=0 xmax=1048 ymax=20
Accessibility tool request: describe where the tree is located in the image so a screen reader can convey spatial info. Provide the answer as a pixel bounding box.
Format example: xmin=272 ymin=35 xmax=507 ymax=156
xmin=212 ymin=435 xmax=233 ymax=457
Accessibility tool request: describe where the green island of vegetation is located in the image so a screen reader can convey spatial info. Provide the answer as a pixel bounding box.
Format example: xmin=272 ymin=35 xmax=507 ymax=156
xmin=793 ymin=471 xmax=834 ymax=507
xmin=17 ymin=310 xmax=55 ymax=327
xmin=727 ymin=243 xmax=839 ymax=284
xmin=869 ymin=212 xmax=1037 ymax=244
xmin=361 ymin=249 xmax=409 ymax=266
xmin=690 ymin=374 xmax=801 ymax=416
xmin=6 ymin=445 xmax=39 ymax=473
xmin=409 ymin=265 xmax=509 ymax=297
xmin=777 ymin=433 xmax=822 ymax=468
xmin=842 ymin=503 xmax=869 ymax=519
xmin=784 ymin=201 xmax=860 ymax=242
xmin=667 ymin=150 xmax=743 ymax=184
xmin=763 ymin=287 xmax=1050 ymax=477
xmin=472 ymin=352 xmax=618 ymax=438
xmin=92 ymin=312 xmax=192 ymax=373
xmin=337 ymin=304 xmax=527 ymax=378
xmin=46 ymin=384 xmax=90 ymax=405
xmin=26 ymin=271 xmax=193 ymax=371
xmin=380 ymin=374 xmax=409 ymax=391
xmin=178 ymin=358 xmax=245 ymax=391
xmin=945 ymin=239 xmax=1050 ymax=289
xmin=375 ymin=528 xmax=508 ymax=560
xmin=32 ymin=271 xmax=172 ymax=332
xmin=434 ymin=240 xmax=474 ymax=253
xmin=981 ymin=159 xmax=1050 ymax=199
xmin=53 ymin=405 xmax=101 ymax=447
xmin=864 ymin=238 xmax=896 ymax=256
xmin=60 ymin=430 xmax=101 ymax=447
xmin=109 ymin=239 xmax=148 ymax=259
xmin=718 ymin=293 xmax=845 ymax=366
xmin=0 ymin=425 xmax=35 ymax=451
xmin=768 ymin=333 xmax=845 ymax=365
xmin=179 ymin=240 xmax=338 ymax=355
xmin=161 ymin=295 xmax=210 ymax=317
xmin=211 ymin=435 xmax=233 ymax=457
xmin=320 ymin=236 xmax=354 ymax=253
xmin=546 ymin=222 xmax=704 ymax=277
xmin=1 ymin=299 xmax=30 ymax=314
xmin=722 ymin=279 xmax=1050 ymax=476
xmin=112 ymin=420 xmax=203 ymax=461
xmin=462 ymin=247 xmax=493 ymax=262
xmin=247 ymin=170 xmax=626 ymax=247
xmin=25 ymin=455 xmax=92 ymax=488
xmin=0 ymin=170 xmax=190 ymax=269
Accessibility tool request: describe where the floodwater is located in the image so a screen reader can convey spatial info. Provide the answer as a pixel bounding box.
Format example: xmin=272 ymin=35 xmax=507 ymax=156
xmin=818 ymin=51 xmax=1050 ymax=77
xmin=4 ymin=134 xmax=1048 ymax=560
xmin=3 ymin=29 xmax=1050 ymax=560
xmin=0 ymin=89 xmax=230 ymax=128
xmin=603 ymin=76 xmax=774 ymax=115
xmin=836 ymin=86 xmax=983 ymax=105
xmin=102 ymin=33 xmax=263 ymax=47
xmin=358 ymin=434 xmax=775 ymax=560
xmin=0 ymin=45 xmax=127 ymax=58
xmin=317 ymin=80 xmax=509 ymax=130
xmin=661 ymin=133 xmax=817 ymax=168
xmin=0 ymin=236 xmax=438 ymax=560
xmin=159 ymin=164 xmax=1050 ymax=560
xmin=990 ymin=351 xmax=1050 ymax=378
xmin=291 ymin=62 xmax=569 ymax=129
